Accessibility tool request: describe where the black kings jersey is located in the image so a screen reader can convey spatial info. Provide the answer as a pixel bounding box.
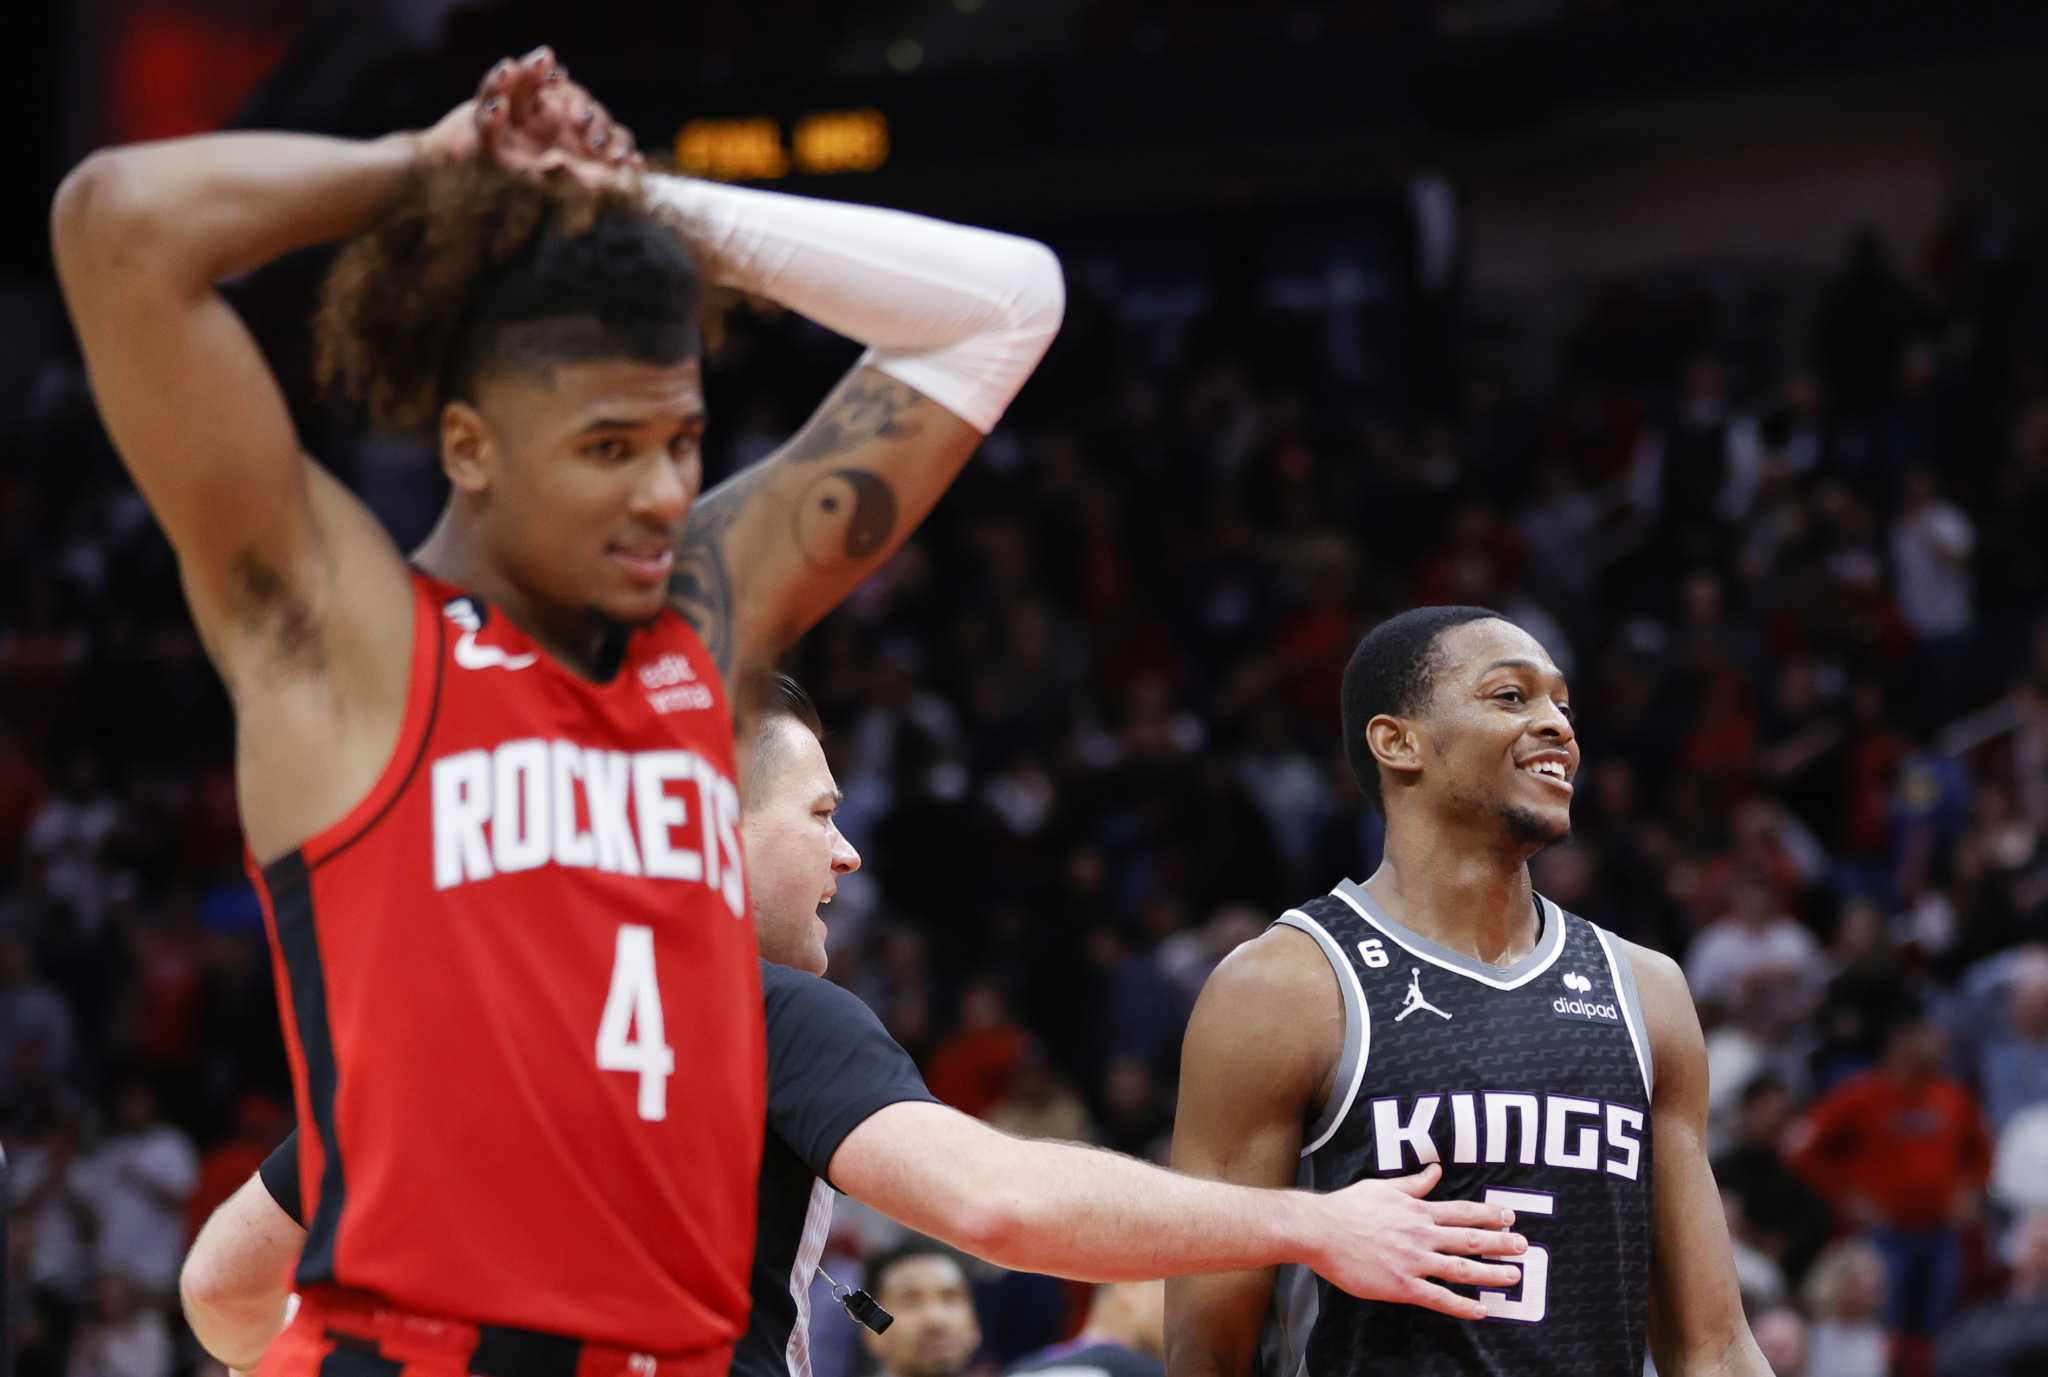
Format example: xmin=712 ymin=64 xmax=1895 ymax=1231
xmin=1260 ymin=880 xmax=1655 ymax=1377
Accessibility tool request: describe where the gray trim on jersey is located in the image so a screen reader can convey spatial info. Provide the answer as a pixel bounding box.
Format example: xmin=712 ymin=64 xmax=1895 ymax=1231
xmin=1258 ymin=1157 xmax=1322 ymax=1377
xmin=1592 ymin=923 xmax=1655 ymax=1097
xmin=1274 ymin=909 xmax=1370 ymax=1158
xmin=785 ymin=1180 xmax=837 ymax=1377
xmin=1330 ymin=880 xmax=1566 ymax=990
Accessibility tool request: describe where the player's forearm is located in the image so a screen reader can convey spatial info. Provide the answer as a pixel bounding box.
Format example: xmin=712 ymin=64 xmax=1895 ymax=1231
xmin=53 ymin=132 xmax=417 ymax=290
xmin=180 ymin=1174 xmax=305 ymax=1371
xmin=646 ymin=174 xmax=1062 ymax=432
xmin=935 ymin=1133 xmax=1318 ymax=1281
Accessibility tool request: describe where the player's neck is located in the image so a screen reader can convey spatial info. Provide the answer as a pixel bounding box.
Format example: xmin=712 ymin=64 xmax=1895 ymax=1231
xmin=1362 ymin=827 xmax=1538 ymax=968
xmin=413 ymin=512 xmax=610 ymax=677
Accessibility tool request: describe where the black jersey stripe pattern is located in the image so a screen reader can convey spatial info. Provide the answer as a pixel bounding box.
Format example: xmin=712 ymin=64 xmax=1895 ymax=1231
xmin=1256 ymin=887 xmax=1654 ymax=1377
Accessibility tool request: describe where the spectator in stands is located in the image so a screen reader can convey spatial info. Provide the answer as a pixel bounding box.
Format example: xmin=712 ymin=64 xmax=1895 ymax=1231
xmin=9 ymin=1109 xmax=96 ymax=1306
xmin=63 ymin=1273 xmax=171 ymax=1377
xmin=1801 ymin=1240 xmax=1891 ymax=1377
xmin=1991 ymin=1101 xmax=2048 ymax=1217
xmin=1969 ymin=948 xmax=2048 ymax=1131
xmin=1685 ymin=873 xmax=1823 ymax=1031
xmin=1752 ymin=1306 xmax=1809 ymax=1377
xmin=0 ymin=930 xmax=78 ymax=1131
xmin=76 ymin=1077 xmax=197 ymax=1304
xmin=861 ymin=1240 xmax=984 ymax=1377
xmin=1790 ymin=1008 xmax=1992 ymax=1356
xmin=983 ymin=1043 xmax=1096 ymax=1144
xmin=1008 ymin=1280 xmax=1164 ymax=1377
xmin=26 ymin=752 xmax=122 ymax=938
xmin=1713 ymin=1073 xmax=1834 ymax=1285
xmin=926 ymin=978 xmax=1027 ymax=1119
xmin=1934 ymin=1207 xmax=2048 ymax=1377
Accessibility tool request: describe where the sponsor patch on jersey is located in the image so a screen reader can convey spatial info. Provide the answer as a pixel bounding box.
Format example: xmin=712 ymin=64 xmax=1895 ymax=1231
xmin=639 ymin=653 xmax=713 ymax=713
xmin=1550 ymin=969 xmax=1619 ymax=1022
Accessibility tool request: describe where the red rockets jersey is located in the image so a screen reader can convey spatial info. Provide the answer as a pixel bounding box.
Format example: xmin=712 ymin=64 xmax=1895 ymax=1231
xmin=249 ymin=571 xmax=764 ymax=1354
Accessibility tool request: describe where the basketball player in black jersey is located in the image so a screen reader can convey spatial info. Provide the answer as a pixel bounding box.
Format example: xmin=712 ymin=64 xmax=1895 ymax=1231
xmin=1168 ymin=606 xmax=1770 ymax=1377
xmin=182 ymin=674 xmax=1525 ymax=1375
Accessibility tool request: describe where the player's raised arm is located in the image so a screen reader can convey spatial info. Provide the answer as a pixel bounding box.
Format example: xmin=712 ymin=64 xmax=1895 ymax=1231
xmin=643 ymin=175 xmax=1064 ymax=683
xmin=1624 ymin=942 xmax=1772 ymax=1377
xmin=49 ymin=51 xmax=583 ymax=860
xmin=49 ymin=124 xmax=425 ymax=675
xmin=45 ymin=53 xmax=579 ymax=665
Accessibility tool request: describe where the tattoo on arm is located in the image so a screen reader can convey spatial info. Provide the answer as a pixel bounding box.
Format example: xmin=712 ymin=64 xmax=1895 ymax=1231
xmin=793 ymin=468 xmax=899 ymax=568
xmin=778 ymin=373 xmax=924 ymax=466
xmin=670 ymin=371 xmax=925 ymax=677
xmin=668 ymin=468 xmax=761 ymax=682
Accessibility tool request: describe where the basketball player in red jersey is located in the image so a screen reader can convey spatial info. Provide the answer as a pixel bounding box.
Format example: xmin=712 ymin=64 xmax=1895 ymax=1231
xmin=51 ymin=47 xmax=1062 ymax=1377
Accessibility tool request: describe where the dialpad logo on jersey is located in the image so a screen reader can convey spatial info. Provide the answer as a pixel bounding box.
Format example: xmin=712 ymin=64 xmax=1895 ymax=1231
xmin=1553 ymin=969 xmax=1620 ymax=1023
xmin=1370 ymin=1091 xmax=1645 ymax=1181
xmin=638 ymin=653 xmax=714 ymax=715
xmin=431 ymin=739 xmax=745 ymax=915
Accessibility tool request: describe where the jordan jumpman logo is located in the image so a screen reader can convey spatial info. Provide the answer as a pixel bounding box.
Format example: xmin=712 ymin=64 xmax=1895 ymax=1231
xmin=1395 ymin=967 xmax=1453 ymax=1021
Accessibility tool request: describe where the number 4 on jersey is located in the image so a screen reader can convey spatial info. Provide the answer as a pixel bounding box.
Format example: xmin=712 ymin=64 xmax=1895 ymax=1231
xmin=597 ymin=924 xmax=676 ymax=1121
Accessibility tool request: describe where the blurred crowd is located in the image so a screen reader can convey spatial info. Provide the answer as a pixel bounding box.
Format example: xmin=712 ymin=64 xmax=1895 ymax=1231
xmin=5 ymin=187 xmax=2048 ymax=1377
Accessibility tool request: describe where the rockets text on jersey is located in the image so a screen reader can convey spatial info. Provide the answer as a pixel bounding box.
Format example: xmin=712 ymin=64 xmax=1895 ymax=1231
xmin=250 ymin=573 xmax=764 ymax=1360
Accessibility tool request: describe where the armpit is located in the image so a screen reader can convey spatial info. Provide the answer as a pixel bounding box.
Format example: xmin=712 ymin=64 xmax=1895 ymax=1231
xmin=227 ymin=549 xmax=325 ymax=675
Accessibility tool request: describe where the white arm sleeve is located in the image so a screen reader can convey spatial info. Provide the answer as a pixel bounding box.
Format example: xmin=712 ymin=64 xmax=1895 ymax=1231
xmin=646 ymin=175 xmax=1064 ymax=434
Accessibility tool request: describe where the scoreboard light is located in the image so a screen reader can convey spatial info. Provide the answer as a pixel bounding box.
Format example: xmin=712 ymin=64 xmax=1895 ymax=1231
xmin=675 ymin=109 xmax=890 ymax=181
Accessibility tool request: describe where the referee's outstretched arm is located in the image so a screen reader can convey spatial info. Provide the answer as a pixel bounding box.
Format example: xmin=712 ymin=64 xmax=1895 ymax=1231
xmin=826 ymin=1100 xmax=1521 ymax=1306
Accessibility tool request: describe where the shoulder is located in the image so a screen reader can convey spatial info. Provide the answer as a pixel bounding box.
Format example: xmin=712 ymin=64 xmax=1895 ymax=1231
xmin=1613 ymin=937 xmax=1706 ymax=1098
xmin=761 ymin=962 xmax=884 ymax=1036
xmin=1613 ymin=935 xmax=1689 ymax=1005
xmin=1202 ymin=919 xmax=1342 ymax=1010
xmin=1183 ymin=918 xmax=1342 ymax=1090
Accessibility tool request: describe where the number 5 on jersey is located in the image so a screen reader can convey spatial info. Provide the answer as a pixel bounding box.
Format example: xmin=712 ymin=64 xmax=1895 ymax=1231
xmin=598 ymin=924 xmax=676 ymax=1120
xmin=1480 ymin=1189 xmax=1553 ymax=1322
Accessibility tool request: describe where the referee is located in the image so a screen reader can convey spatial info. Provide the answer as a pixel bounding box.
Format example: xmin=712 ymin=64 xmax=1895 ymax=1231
xmin=180 ymin=677 xmax=1524 ymax=1376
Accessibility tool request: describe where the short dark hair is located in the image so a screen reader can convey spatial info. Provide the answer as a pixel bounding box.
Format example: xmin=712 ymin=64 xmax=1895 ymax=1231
xmin=745 ymin=672 xmax=825 ymax=806
xmin=864 ymin=1236 xmax=968 ymax=1301
xmin=759 ymin=671 xmax=824 ymax=740
xmin=1340 ymin=605 xmax=1506 ymax=814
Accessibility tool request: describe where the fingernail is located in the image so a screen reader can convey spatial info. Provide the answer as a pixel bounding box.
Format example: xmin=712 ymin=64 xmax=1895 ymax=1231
xmin=1501 ymin=1211 xmax=1515 ymax=1226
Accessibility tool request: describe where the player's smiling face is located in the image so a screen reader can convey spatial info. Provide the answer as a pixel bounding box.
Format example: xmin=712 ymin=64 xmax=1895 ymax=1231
xmin=742 ymin=717 xmax=861 ymax=975
xmin=446 ymin=356 xmax=705 ymax=626
xmin=1420 ymin=618 xmax=1579 ymax=848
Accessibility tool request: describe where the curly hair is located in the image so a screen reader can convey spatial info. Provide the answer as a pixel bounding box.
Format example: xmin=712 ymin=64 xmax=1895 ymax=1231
xmin=314 ymin=161 xmax=707 ymax=433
